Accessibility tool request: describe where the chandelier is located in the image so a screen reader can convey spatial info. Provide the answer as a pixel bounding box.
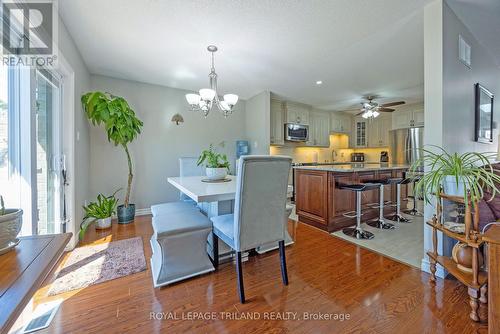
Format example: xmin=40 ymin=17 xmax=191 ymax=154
xmin=185 ymin=45 xmax=239 ymax=117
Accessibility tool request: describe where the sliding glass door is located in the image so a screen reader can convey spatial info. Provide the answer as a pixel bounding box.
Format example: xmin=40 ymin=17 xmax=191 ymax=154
xmin=35 ymin=70 xmax=63 ymax=235
xmin=0 ymin=65 xmax=64 ymax=236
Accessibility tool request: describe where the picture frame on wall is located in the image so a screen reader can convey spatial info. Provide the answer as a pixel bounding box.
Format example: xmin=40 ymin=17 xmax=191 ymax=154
xmin=475 ymin=83 xmax=494 ymax=144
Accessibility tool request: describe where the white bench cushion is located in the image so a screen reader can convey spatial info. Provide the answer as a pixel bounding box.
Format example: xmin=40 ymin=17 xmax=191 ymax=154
xmin=153 ymin=209 xmax=212 ymax=238
xmin=151 ymin=201 xmax=196 ymax=217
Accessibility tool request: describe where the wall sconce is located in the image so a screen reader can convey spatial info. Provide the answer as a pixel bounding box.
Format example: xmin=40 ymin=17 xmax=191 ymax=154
xmin=171 ymin=113 xmax=184 ymax=125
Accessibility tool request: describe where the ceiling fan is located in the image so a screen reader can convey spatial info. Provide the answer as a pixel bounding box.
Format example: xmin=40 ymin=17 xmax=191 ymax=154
xmin=357 ymin=96 xmax=406 ymax=119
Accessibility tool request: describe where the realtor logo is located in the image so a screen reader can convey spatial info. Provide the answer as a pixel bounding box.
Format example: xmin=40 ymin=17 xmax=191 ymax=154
xmin=1 ymin=0 xmax=58 ymax=67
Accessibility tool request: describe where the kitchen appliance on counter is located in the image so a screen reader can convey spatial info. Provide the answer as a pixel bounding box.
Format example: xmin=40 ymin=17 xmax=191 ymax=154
xmin=380 ymin=151 xmax=389 ymax=163
xmin=285 ymin=123 xmax=309 ymax=142
xmin=389 ymin=127 xmax=423 ymax=171
xmin=351 ymin=153 xmax=365 ymax=162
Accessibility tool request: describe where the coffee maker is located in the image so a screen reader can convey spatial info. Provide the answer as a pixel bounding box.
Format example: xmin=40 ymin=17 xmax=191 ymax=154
xmin=380 ymin=151 xmax=389 ymax=163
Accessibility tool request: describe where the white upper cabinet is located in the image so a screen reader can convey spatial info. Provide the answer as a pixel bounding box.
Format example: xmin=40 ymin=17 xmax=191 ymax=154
xmin=392 ymin=106 xmax=424 ymax=129
xmin=270 ymin=99 xmax=284 ymax=146
xmin=330 ymin=112 xmax=352 ymax=134
xmin=284 ymin=101 xmax=310 ymax=125
xmin=368 ymin=115 xmax=391 ymax=147
xmin=353 ymin=117 xmax=368 ymax=148
xmin=307 ymin=110 xmax=331 ymax=147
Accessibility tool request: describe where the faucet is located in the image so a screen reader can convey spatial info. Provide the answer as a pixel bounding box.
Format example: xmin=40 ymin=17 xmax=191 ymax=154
xmin=331 ymin=149 xmax=337 ymax=162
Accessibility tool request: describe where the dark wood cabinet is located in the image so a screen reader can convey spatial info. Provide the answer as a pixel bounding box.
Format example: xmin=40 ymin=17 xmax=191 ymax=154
xmin=295 ymin=168 xmax=409 ymax=232
xmin=295 ymin=169 xmax=329 ymax=226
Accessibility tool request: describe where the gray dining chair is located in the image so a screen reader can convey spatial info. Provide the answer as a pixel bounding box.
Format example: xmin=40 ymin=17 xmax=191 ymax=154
xmin=210 ymin=155 xmax=292 ymax=303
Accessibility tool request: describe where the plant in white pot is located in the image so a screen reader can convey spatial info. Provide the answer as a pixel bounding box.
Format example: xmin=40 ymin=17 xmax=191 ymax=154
xmin=0 ymin=195 xmax=23 ymax=254
xmin=197 ymin=144 xmax=230 ymax=180
xmin=79 ymin=191 xmax=119 ymax=240
xmin=410 ymin=146 xmax=500 ymax=205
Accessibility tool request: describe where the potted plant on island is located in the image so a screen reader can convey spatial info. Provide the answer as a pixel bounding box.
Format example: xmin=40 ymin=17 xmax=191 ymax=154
xmin=197 ymin=144 xmax=231 ymax=180
xmin=81 ymin=92 xmax=143 ymax=224
xmin=410 ymin=146 xmax=500 ymax=272
xmin=79 ymin=191 xmax=119 ymax=240
xmin=0 ymin=195 xmax=23 ymax=254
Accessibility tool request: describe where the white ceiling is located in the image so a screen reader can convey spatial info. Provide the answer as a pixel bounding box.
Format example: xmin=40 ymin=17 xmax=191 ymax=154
xmin=59 ymin=0 xmax=431 ymax=111
xmin=446 ymin=0 xmax=500 ymax=67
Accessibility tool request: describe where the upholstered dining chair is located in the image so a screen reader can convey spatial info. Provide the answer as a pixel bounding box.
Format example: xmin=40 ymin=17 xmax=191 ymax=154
xmin=210 ymin=155 xmax=292 ymax=303
xmin=179 ymin=157 xmax=205 ymax=202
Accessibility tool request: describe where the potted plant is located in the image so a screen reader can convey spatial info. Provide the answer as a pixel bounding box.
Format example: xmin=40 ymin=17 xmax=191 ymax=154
xmin=410 ymin=146 xmax=500 ymax=206
xmin=0 ymin=195 xmax=23 ymax=254
xmin=79 ymin=191 xmax=119 ymax=240
xmin=81 ymin=92 xmax=143 ymax=224
xmin=197 ymin=144 xmax=230 ymax=180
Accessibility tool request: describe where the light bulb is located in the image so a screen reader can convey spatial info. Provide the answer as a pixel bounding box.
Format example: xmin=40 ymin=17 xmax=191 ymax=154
xmin=185 ymin=93 xmax=200 ymax=105
xmin=362 ymin=112 xmax=369 ymax=119
xmin=223 ymin=94 xmax=238 ymax=106
xmin=199 ymin=88 xmax=216 ymax=101
xmin=372 ymin=111 xmax=380 ymax=118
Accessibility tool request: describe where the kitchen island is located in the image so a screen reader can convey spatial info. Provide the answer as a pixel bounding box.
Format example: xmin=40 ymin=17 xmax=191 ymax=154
xmin=294 ymin=163 xmax=409 ymax=232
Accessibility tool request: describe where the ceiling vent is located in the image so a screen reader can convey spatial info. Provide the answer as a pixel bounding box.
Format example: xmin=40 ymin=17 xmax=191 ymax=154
xmin=459 ymin=35 xmax=471 ymax=68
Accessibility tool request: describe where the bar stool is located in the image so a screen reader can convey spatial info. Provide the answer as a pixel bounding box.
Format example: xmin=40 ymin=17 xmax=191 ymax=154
xmin=338 ymin=182 xmax=382 ymax=240
xmin=387 ymin=177 xmax=413 ymax=223
xmin=364 ymin=178 xmax=396 ymax=230
xmin=404 ymin=176 xmax=423 ymax=216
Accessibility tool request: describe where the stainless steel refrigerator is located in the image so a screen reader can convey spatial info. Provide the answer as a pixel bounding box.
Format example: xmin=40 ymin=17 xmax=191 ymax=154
xmin=389 ymin=127 xmax=424 ymax=171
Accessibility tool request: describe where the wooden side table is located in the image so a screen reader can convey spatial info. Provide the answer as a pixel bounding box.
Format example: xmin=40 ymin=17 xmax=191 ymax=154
xmin=0 ymin=233 xmax=71 ymax=334
xmin=483 ymin=225 xmax=500 ymax=334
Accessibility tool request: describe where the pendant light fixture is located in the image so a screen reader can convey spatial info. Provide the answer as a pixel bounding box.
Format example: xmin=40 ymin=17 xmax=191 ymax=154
xmin=185 ymin=45 xmax=238 ymax=118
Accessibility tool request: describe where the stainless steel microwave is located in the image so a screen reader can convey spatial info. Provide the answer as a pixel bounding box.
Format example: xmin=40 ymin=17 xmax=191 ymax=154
xmin=285 ymin=123 xmax=309 ymax=142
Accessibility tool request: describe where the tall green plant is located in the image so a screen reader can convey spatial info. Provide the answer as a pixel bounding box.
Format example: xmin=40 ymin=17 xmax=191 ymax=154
xmin=410 ymin=145 xmax=500 ymax=206
xmin=81 ymin=92 xmax=143 ymax=207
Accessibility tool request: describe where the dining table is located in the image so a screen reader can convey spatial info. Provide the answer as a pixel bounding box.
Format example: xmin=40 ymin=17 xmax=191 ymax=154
xmin=167 ymin=175 xmax=238 ymax=261
xmin=167 ymin=175 xmax=294 ymax=262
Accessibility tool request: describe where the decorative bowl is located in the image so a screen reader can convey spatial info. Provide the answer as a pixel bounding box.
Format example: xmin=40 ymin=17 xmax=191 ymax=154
xmin=452 ymin=241 xmax=484 ymax=273
xmin=0 ymin=209 xmax=23 ymax=252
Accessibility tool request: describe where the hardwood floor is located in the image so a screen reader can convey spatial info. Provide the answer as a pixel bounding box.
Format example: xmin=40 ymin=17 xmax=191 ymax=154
xmin=28 ymin=215 xmax=487 ymax=334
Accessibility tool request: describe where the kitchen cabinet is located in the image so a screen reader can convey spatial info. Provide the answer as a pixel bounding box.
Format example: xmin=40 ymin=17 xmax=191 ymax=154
xmin=367 ymin=115 xmax=391 ymax=147
xmin=284 ymin=101 xmax=310 ymax=125
xmin=330 ymin=112 xmax=351 ymax=134
xmin=307 ymin=110 xmax=331 ymax=147
xmin=392 ymin=108 xmax=424 ymax=129
xmin=353 ymin=117 xmax=368 ymax=147
xmin=270 ymin=99 xmax=284 ymax=145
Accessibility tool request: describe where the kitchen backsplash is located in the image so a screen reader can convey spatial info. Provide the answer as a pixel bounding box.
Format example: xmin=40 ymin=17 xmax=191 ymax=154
xmin=270 ymin=134 xmax=390 ymax=163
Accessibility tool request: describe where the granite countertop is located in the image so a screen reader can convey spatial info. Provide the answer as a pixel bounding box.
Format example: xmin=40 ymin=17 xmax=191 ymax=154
xmin=292 ymin=163 xmax=409 ymax=172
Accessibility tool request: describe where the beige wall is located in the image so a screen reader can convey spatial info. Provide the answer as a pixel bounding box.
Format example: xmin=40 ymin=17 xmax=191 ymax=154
xmin=89 ymin=75 xmax=246 ymax=210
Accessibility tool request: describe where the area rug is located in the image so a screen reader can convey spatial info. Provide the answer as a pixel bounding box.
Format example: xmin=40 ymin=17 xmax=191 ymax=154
xmin=48 ymin=237 xmax=147 ymax=296
xmin=331 ymin=215 xmax=424 ymax=268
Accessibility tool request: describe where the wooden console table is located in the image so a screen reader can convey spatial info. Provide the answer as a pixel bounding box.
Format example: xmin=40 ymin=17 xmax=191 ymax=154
xmin=483 ymin=225 xmax=500 ymax=334
xmin=0 ymin=233 xmax=71 ymax=334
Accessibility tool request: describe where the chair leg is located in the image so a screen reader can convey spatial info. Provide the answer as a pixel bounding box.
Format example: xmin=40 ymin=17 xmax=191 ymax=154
xmin=279 ymin=240 xmax=289 ymax=285
xmin=212 ymin=232 xmax=219 ymax=269
xmin=236 ymin=251 xmax=245 ymax=303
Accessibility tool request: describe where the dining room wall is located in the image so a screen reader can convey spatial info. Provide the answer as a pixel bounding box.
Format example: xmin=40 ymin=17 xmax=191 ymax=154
xmin=88 ymin=75 xmax=246 ymax=211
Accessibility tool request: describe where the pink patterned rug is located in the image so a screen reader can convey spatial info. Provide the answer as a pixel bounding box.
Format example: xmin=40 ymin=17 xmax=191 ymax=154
xmin=48 ymin=237 xmax=147 ymax=296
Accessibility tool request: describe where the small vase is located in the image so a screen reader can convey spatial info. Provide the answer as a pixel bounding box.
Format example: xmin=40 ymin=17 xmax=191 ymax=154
xmin=206 ymin=167 xmax=227 ymax=180
xmin=452 ymin=241 xmax=483 ymax=273
xmin=95 ymin=217 xmax=112 ymax=230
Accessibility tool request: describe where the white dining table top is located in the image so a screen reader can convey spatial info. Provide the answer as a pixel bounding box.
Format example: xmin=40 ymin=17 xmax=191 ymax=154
xmin=167 ymin=175 xmax=237 ymax=203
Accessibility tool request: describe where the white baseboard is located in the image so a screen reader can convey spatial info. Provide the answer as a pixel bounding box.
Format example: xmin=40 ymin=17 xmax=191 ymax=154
xmin=135 ymin=208 xmax=152 ymax=216
xmin=421 ymin=257 xmax=448 ymax=279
